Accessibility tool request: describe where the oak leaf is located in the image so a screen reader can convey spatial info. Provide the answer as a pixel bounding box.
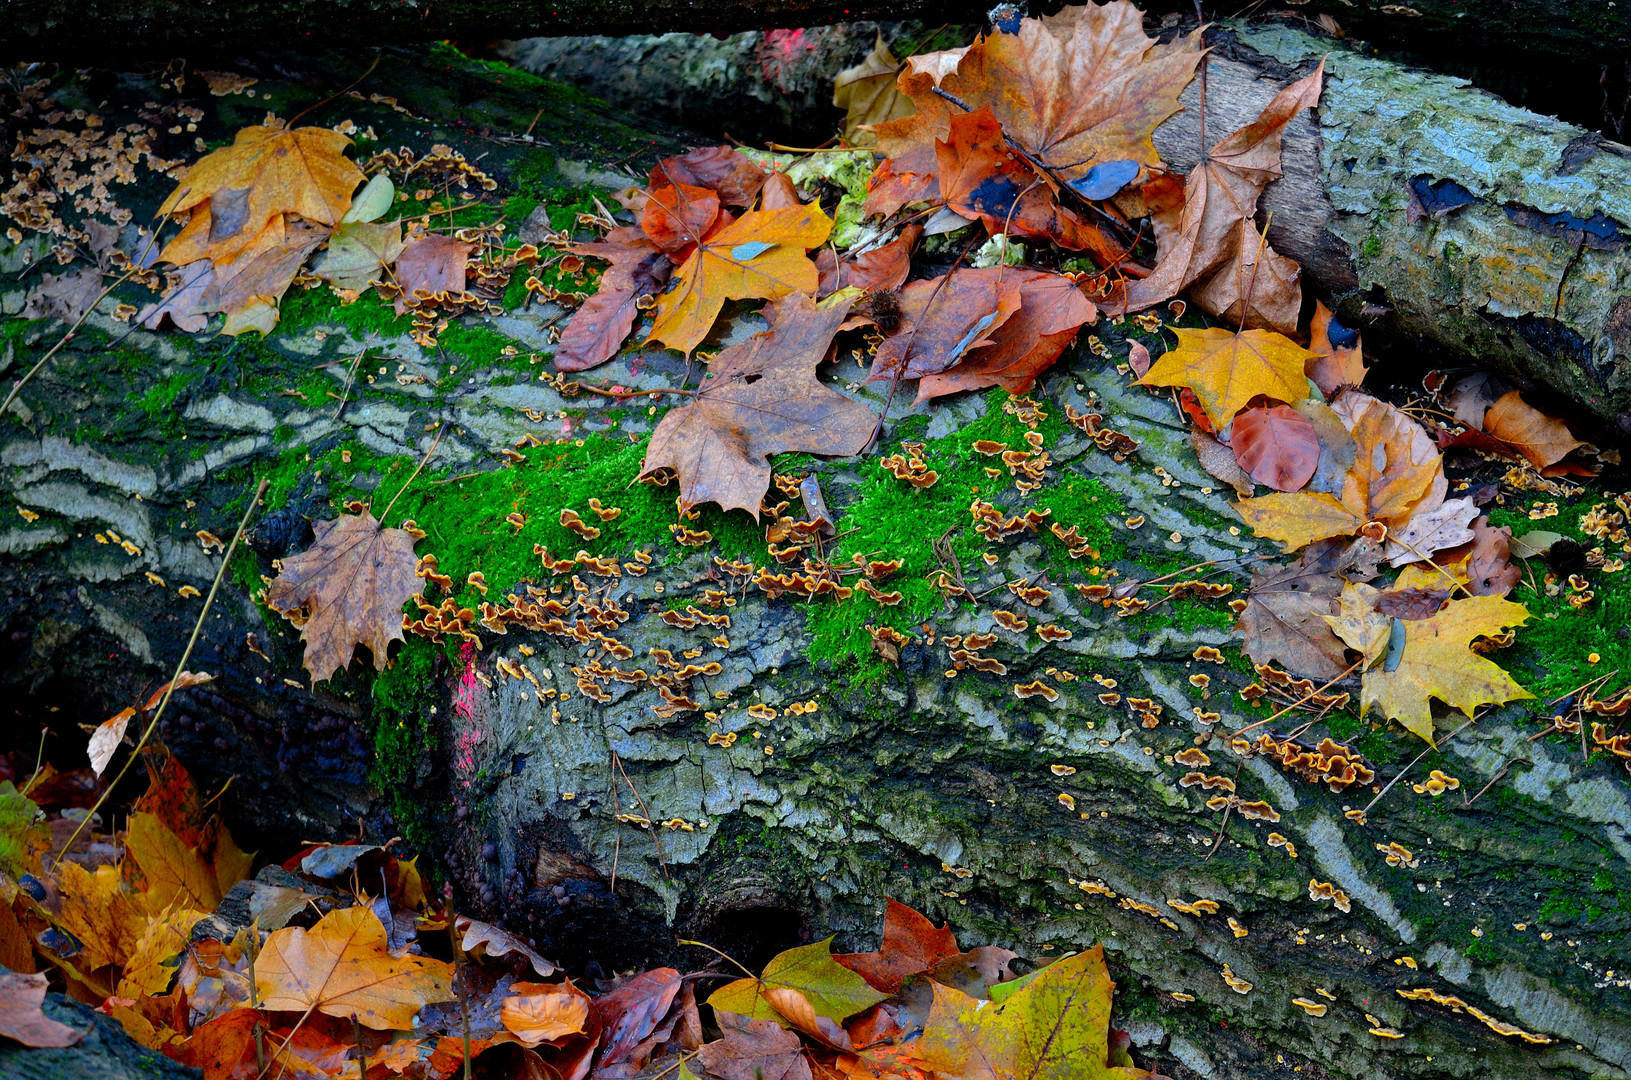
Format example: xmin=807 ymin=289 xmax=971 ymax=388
xmin=1306 ymin=301 xmax=1365 ymax=394
xmin=556 ymin=226 xmax=673 ymax=372
xmin=1350 ymin=594 xmax=1533 ymax=744
xmin=265 ymin=509 xmax=424 ymax=684
xmin=1230 ymin=404 xmax=1320 ymax=492
xmin=708 ymin=937 xmax=887 ymax=1026
xmin=869 ymin=267 xmax=1026 ymax=383
xmin=0 ymin=972 xmax=86 ymax=1048
xmin=158 ymin=125 xmax=362 ymax=265
xmin=914 ymin=945 xmax=1140 ymax=1080
xmin=834 ymin=35 xmax=915 ymax=144
xmin=1481 ymin=391 xmax=1585 ymax=469
xmin=834 ymin=898 xmax=963 ymax=995
xmin=1115 ymin=63 xmax=1323 ymax=331
xmin=639 ymin=294 xmax=876 ymax=517
xmin=1137 ymin=327 xmax=1312 ymax=429
xmin=914 ymin=270 xmax=1096 ymax=401
xmin=256 ymin=905 xmax=454 ymax=1030
xmin=647 ymin=200 xmax=832 ymax=356
xmin=394 ymin=233 xmax=476 ymax=314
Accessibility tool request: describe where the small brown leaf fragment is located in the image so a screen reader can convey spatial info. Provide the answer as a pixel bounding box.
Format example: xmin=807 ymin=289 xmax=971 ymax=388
xmin=1191 ymin=429 xmax=1255 ymax=497
xmin=265 ymin=510 xmax=423 ymax=684
xmin=393 ymin=233 xmax=475 ymax=314
xmin=639 ymin=294 xmax=876 ymax=518
xmin=22 ymin=267 xmax=103 ymax=324
xmin=1451 ymin=516 xmax=1522 ymax=597
xmin=1306 ymin=301 xmax=1365 ymax=394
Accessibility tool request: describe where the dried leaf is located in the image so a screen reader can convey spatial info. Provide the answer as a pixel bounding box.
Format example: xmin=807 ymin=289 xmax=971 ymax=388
xmin=501 ymin=980 xmax=591 ymax=1045
xmin=22 ymin=267 xmax=103 ymax=324
xmin=1191 ymin=428 xmax=1255 ymax=496
xmin=1482 ymin=391 xmax=1585 ymax=469
xmin=208 ymin=216 xmax=328 ymax=335
xmin=125 ymin=811 xmax=224 ymax=911
xmin=1231 ymin=404 xmax=1320 ymax=492
xmin=1383 ymin=496 xmax=1478 ymax=567
xmin=456 ymin=914 xmax=556 ymax=977
xmin=1445 ymin=372 xmax=1507 ymax=429
xmin=116 ymin=906 xmax=207 ymax=998
xmin=1357 ymin=595 xmax=1533 ymax=744
xmin=639 ymin=294 xmax=875 ymax=518
xmin=694 ymin=1010 xmax=813 ymax=1080
xmin=593 ymin=966 xmax=682 ymax=1070
xmin=649 ymin=146 xmax=768 ymax=208
xmin=1306 ymin=301 xmax=1364 ymax=394
xmin=1238 ymin=545 xmax=1354 ymax=680
xmin=265 ymin=509 xmax=424 ymax=684
xmin=835 ymin=35 xmax=914 ymax=144
xmin=557 ymin=226 xmax=673 ymax=372
xmin=87 ymin=709 xmax=134 ymax=777
xmin=870 ymin=267 xmax=1026 ymax=382
xmin=1323 ymin=582 xmax=1391 ymax=668
xmin=914 ymin=270 xmax=1096 ymax=401
xmin=394 ymin=233 xmax=475 ymax=314
xmin=815 ymin=224 xmax=920 ymax=297
xmin=1116 ymin=63 xmax=1323 ymax=331
xmin=708 ymin=937 xmax=888 ymax=1026
xmin=138 ymin=260 xmax=214 ymax=333
xmin=53 ymin=862 xmax=145 ymax=971
xmin=256 ymin=905 xmax=454 ymax=1030
xmin=0 ymin=972 xmax=86 ymax=1048
xmin=647 ymin=200 xmax=832 ymax=356
xmin=641 ymin=182 xmax=720 ymax=255
xmin=159 ymin=125 xmax=362 ymax=264
xmin=1453 ymin=516 xmax=1522 ymax=597
xmin=1138 ymin=327 xmax=1312 ymax=429
xmin=313 ymin=220 xmax=405 ymax=291
xmin=834 ymin=899 xmax=963 ymax=994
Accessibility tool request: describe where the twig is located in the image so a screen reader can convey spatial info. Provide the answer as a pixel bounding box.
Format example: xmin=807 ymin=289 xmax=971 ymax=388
xmin=57 ymin=478 xmax=268 ymax=861
xmin=379 ymin=423 xmax=446 ymax=524
xmin=1459 ymin=756 xmax=1530 ymax=809
xmin=1362 ymin=715 xmax=1479 ymax=816
xmin=613 ymin=752 xmax=671 ymax=883
xmin=676 ymin=939 xmax=759 ymax=979
xmin=332 ymin=334 xmax=380 ymax=420
xmin=1229 ymin=658 xmax=1363 ymax=738
xmin=2 ymin=268 xmax=137 ymax=421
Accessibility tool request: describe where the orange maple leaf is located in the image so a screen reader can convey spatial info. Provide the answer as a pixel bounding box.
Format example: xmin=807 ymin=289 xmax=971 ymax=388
xmin=646 ymin=200 xmax=832 ymax=356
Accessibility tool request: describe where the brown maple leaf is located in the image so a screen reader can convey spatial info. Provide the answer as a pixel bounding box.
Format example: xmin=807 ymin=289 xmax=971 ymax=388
xmin=649 ymin=146 xmax=768 ymax=208
xmin=394 ymin=233 xmax=476 ymax=315
xmin=1115 ymin=62 xmax=1323 ymax=332
xmin=914 ymin=270 xmax=1096 ymax=401
xmin=21 ymin=267 xmax=103 ymax=324
xmin=835 ymin=36 xmax=916 ymax=144
xmin=815 ymin=223 xmax=922 ymax=297
xmin=265 ymin=509 xmax=424 ymax=684
xmin=695 ymin=1011 xmax=813 ymax=1080
xmin=869 ymin=267 xmax=1026 ymax=383
xmin=208 ymin=216 xmax=329 ymax=335
xmin=834 ymin=899 xmax=962 ymax=995
xmin=556 ymin=226 xmax=673 ymax=372
xmin=640 ymin=294 xmax=876 ymax=518
xmin=1238 ymin=541 xmax=1360 ymax=680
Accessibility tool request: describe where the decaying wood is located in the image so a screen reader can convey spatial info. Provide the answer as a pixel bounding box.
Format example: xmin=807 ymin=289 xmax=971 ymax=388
xmin=2 ymin=36 xmax=1629 ymax=1080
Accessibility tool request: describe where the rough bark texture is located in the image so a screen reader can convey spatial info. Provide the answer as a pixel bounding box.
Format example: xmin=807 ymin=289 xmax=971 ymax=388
xmin=2 ymin=34 xmax=1630 ymax=1080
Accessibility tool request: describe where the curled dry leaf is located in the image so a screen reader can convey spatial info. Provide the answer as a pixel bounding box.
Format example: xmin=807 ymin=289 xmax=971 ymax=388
xmin=0 ymin=971 xmax=87 ymax=1048
xmin=1306 ymin=300 xmax=1365 ymax=394
xmin=22 ymin=267 xmax=103 ymax=324
xmin=500 ymin=980 xmax=591 ymax=1045
xmin=1382 ymin=496 xmax=1479 ymax=567
xmin=1481 ymin=390 xmax=1586 ymax=469
xmin=255 ymin=905 xmax=454 ymax=1030
xmin=1322 ymin=582 xmax=1392 ymax=668
xmin=869 ymin=267 xmax=1025 ymax=382
xmin=592 ymin=966 xmax=682 ymax=1070
xmin=456 ymin=914 xmax=556 ymax=978
xmin=640 ymin=294 xmax=876 ymax=518
xmin=815 ymin=223 xmax=921 ymax=297
xmin=914 ymin=270 xmax=1097 ymax=402
xmin=694 ymin=1010 xmax=813 ymax=1080
xmin=207 ymin=215 xmax=329 ymax=335
xmin=1231 ymin=405 xmax=1320 ymax=492
xmin=834 ymin=35 xmax=915 ymax=143
xmin=265 ymin=509 xmax=424 ymax=684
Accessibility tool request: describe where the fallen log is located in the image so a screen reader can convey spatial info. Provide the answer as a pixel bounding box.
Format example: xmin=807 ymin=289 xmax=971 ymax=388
xmin=1 ymin=34 xmax=1629 ymax=1080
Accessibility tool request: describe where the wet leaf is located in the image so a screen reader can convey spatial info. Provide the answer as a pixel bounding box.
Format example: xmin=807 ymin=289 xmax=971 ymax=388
xmin=639 ymin=294 xmax=876 ymax=518
xmin=1137 ymin=327 xmax=1312 ymax=429
xmin=158 ymin=125 xmax=362 ymax=265
xmin=1230 ymin=404 xmax=1320 ymax=492
xmin=914 ymin=945 xmax=1140 ymax=1080
xmin=265 ymin=509 xmax=424 ymax=684
xmin=914 ymin=270 xmax=1096 ymax=401
xmin=869 ymin=267 xmax=1026 ymax=383
xmin=834 ymin=899 xmax=963 ymax=994
xmin=593 ymin=966 xmax=682 ymax=1070
xmin=1355 ymin=595 xmax=1533 ymax=745
xmin=1481 ymin=391 xmax=1585 ymax=469
xmin=256 ymin=905 xmax=454 ymax=1030
xmin=708 ymin=937 xmax=888 ymax=1026
xmin=557 ymin=226 xmax=673 ymax=372
xmin=1306 ymin=301 xmax=1365 ymax=394
xmin=647 ymin=200 xmax=832 ymax=356
xmin=694 ymin=1010 xmax=813 ymax=1080
xmin=0 ymin=972 xmax=86 ymax=1048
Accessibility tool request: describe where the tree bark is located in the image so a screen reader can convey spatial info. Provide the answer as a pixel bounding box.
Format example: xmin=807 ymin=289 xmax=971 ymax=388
xmin=2 ymin=35 xmax=1629 ymax=1080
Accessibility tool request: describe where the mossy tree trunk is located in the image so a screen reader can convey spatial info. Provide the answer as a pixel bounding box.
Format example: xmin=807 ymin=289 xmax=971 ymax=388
xmin=1 ymin=34 xmax=1629 ymax=1080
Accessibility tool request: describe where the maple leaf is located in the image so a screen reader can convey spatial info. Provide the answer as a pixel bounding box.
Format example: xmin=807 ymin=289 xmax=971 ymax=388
xmin=914 ymin=945 xmax=1141 ymax=1080
xmin=1230 ymin=404 xmax=1320 ymax=492
xmin=1116 ymin=62 xmax=1323 ymax=332
xmin=914 ymin=270 xmax=1096 ymax=402
xmin=21 ymin=267 xmax=103 ymax=324
xmin=53 ymin=862 xmax=145 ymax=971
xmin=708 ymin=937 xmax=888 ymax=1026
xmin=0 ymin=972 xmax=86 ymax=1048
xmin=137 ymin=260 xmax=214 ymax=333
xmin=1306 ymin=301 xmax=1365 ymax=394
xmin=158 ymin=124 xmax=362 ymax=265
xmin=1453 ymin=516 xmax=1522 ymax=597
xmin=834 ymin=899 xmax=963 ymax=994
xmin=815 ymin=223 xmax=921 ymax=297
xmin=501 ymin=980 xmax=591 ymax=1045
xmin=556 ymin=226 xmax=673 ymax=372
xmin=1382 ymin=496 xmax=1478 ymax=567
xmin=394 ymin=233 xmax=476 ymax=315
xmin=862 ymin=53 xmax=968 ymax=215
xmin=265 ymin=509 xmax=424 ymax=684
xmin=1339 ymin=594 xmax=1533 ymax=744
xmin=694 ymin=1010 xmax=813 ymax=1080
xmin=1481 ymin=391 xmax=1586 ymax=469
xmin=1137 ymin=326 xmax=1312 ymax=429
xmin=125 ymin=810 xmax=229 ymax=912
xmin=1322 ymin=582 xmax=1392 ymax=668
xmin=116 ymin=906 xmax=207 ymax=998
xmin=639 ymin=294 xmax=876 ymax=517
xmin=649 ymin=146 xmax=768 ymax=208
xmin=207 ymin=216 xmax=329 ymax=335
xmin=1237 ymin=541 xmax=1368 ymax=680
xmin=256 ymin=905 xmax=453 ymax=1030
xmin=646 ymin=199 xmax=832 ymax=356
xmin=642 ymin=182 xmax=721 ymax=255
xmin=1236 ymin=394 xmax=1445 ymax=551
xmin=869 ymin=268 xmax=1026 ymax=383
xmin=834 ymin=35 xmax=915 ymax=144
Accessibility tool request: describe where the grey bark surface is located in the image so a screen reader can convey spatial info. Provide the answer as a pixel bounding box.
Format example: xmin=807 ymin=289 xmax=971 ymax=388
xmin=0 ymin=988 xmax=200 ymax=1079
xmin=0 ymin=34 xmax=1628 ymax=1080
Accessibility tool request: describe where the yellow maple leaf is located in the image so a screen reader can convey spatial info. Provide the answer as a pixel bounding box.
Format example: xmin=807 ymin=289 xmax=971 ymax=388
xmin=1138 ymin=327 xmax=1311 ymax=428
xmin=53 ymin=862 xmax=145 ymax=972
xmin=1357 ymin=594 xmax=1532 ymax=745
xmin=647 ymin=200 xmax=832 ymax=356
xmin=256 ymin=905 xmax=454 ymax=1030
xmin=117 ymin=906 xmax=207 ymax=998
xmin=125 ymin=811 xmax=225 ymax=913
xmin=158 ymin=125 xmax=361 ymax=265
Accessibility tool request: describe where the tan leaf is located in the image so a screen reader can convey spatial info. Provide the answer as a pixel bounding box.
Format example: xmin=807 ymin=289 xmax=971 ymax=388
xmin=1322 ymin=582 xmax=1390 ymax=668
xmin=501 ymin=980 xmax=591 ymax=1045
xmin=1481 ymin=391 xmax=1585 ymax=469
xmin=394 ymin=233 xmax=476 ymax=315
xmin=1306 ymin=301 xmax=1365 ymax=394
xmin=0 ymin=972 xmax=86 ymax=1048
xmin=834 ymin=35 xmax=914 ymax=144
xmin=1383 ymin=496 xmax=1479 ymax=567
xmin=1191 ymin=428 xmax=1255 ymax=497
xmin=265 ymin=510 xmax=424 ymax=684
xmin=456 ymin=914 xmax=556 ymax=977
